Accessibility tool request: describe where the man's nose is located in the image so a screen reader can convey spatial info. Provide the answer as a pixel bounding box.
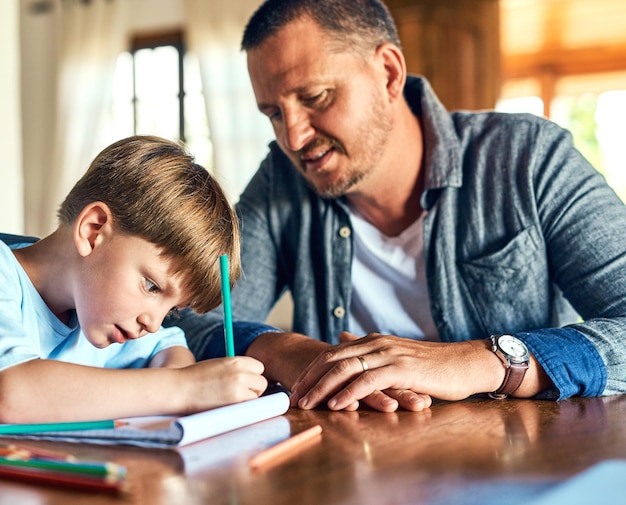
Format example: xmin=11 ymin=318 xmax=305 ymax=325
xmin=282 ymin=108 xmax=315 ymax=152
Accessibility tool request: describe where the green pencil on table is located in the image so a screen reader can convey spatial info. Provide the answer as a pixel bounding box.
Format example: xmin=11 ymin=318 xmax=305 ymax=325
xmin=0 ymin=464 xmax=126 ymax=494
xmin=220 ymin=254 xmax=235 ymax=357
xmin=0 ymin=442 xmax=127 ymax=493
xmin=0 ymin=456 xmax=126 ymax=479
xmin=0 ymin=419 xmax=119 ymax=435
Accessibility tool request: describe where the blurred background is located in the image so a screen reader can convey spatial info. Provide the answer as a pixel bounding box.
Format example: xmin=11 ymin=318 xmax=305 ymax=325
xmin=1 ymin=0 xmax=625 ymax=240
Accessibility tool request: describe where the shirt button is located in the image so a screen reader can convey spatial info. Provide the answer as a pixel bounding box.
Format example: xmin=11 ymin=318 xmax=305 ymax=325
xmin=333 ymin=306 xmax=346 ymax=318
xmin=338 ymin=226 xmax=351 ymax=238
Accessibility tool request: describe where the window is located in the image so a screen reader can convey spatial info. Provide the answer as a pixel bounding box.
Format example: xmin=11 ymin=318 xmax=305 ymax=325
xmin=499 ymin=0 xmax=626 ymax=202
xmin=107 ymin=30 xmax=212 ymax=171
xmin=497 ymin=73 xmax=626 ymax=202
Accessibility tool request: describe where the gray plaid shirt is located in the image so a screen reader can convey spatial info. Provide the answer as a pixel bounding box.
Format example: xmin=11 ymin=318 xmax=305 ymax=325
xmin=174 ymin=76 xmax=626 ymax=400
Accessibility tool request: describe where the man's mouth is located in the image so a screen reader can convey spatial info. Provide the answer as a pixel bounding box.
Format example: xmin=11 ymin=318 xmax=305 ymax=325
xmin=300 ymin=147 xmax=334 ymax=171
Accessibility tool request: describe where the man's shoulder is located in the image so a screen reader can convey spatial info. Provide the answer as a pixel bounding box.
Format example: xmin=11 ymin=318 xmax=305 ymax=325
xmin=263 ymin=141 xmax=295 ymax=170
xmin=450 ymin=110 xmax=571 ymax=150
xmin=256 ymin=142 xmax=311 ymax=191
xmin=452 ymin=109 xmax=565 ymax=135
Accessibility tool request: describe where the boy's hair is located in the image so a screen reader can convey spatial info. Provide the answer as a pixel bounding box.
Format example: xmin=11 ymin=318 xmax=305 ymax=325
xmin=241 ymin=0 xmax=400 ymax=53
xmin=58 ymin=135 xmax=240 ymax=314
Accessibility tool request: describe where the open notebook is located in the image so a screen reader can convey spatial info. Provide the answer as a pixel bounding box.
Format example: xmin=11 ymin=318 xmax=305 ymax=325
xmin=0 ymin=392 xmax=289 ymax=449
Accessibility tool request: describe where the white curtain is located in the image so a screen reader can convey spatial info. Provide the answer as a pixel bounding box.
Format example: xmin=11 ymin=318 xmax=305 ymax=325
xmin=22 ymin=0 xmax=131 ymax=237
xmin=1 ymin=0 xmax=23 ymax=234
xmin=183 ymin=0 xmax=274 ymax=202
xmin=21 ymin=0 xmax=273 ymax=235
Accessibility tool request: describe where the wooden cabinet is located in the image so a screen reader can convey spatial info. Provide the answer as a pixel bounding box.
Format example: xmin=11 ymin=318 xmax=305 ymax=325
xmin=385 ymin=0 xmax=500 ymax=111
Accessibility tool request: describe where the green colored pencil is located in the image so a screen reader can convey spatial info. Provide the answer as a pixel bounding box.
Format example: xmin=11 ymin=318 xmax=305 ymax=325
xmin=0 ymin=464 xmax=126 ymax=494
xmin=0 ymin=456 xmax=126 ymax=479
xmin=220 ymin=254 xmax=235 ymax=357
xmin=0 ymin=419 xmax=116 ymax=435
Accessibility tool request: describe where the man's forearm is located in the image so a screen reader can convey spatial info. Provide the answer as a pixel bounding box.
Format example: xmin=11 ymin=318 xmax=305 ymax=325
xmin=246 ymin=331 xmax=328 ymax=390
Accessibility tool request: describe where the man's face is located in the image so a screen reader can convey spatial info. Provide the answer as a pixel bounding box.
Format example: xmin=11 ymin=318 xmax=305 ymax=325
xmin=247 ymin=17 xmax=394 ymax=198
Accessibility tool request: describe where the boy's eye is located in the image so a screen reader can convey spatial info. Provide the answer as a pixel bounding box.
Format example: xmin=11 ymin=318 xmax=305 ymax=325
xmin=144 ymin=278 xmax=161 ymax=294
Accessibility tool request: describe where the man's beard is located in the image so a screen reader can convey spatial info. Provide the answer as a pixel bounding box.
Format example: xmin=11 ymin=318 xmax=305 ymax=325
xmin=310 ymin=168 xmax=367 ymax=200
xmin=297 ymin=102 xmax=393 ymax=199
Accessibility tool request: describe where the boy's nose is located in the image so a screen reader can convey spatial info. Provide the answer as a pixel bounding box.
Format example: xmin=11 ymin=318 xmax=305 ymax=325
xmin=138 ymin=311 xmax=163 ymax=335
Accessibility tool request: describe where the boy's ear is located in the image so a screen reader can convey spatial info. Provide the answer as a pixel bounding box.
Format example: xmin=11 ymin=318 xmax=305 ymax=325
xmin=73 ymin=202 xmax=114 ymax=257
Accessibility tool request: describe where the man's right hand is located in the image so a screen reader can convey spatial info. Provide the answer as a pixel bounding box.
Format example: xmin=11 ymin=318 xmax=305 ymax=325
xmin=247 ymin=331 xmax=433 ymax=412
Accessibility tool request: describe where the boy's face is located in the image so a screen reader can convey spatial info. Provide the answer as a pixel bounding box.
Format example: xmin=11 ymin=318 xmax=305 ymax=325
xmin=74 ymin=232 xmax=189 ymax=349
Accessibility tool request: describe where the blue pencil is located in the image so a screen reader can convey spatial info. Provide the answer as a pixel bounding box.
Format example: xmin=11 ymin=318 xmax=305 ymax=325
xmin=220 ymin=254 xmax=235 ymax=357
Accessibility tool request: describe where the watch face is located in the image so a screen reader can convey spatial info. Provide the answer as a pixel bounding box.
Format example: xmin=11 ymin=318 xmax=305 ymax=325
xmin=499 ymin=335 xmax=529 ymax=360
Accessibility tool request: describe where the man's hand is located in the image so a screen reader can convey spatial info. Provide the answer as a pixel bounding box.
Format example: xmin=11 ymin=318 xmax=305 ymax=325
xmin=336 ymin=332 xmax=432 ymax=412
xmin=289 ymin=332 xmax=504 ymax=412
xmin=247 ymin=331 xmax=432 ymax=412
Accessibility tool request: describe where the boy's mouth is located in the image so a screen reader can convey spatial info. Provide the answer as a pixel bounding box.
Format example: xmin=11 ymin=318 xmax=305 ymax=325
xmin=111 ymin=325 xmax=130 ymax=344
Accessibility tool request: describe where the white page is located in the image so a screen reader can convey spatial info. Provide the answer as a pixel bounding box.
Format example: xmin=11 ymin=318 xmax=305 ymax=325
xmin=1 ymin=392 xmax=290 ymax=448
xmin=175 ymin=391 xmax=289 ymax=446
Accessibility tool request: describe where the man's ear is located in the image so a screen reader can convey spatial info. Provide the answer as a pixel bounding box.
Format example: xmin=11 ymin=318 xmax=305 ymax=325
xmin=376 ymin=42 xmax=407 ymax=103
xmin=73 ymin=202 xmax=114 ymax=257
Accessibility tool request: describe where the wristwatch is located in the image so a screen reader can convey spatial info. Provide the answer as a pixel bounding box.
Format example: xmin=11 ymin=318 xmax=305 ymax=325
xmin=488 ymin=334 xmax=530 ymax=400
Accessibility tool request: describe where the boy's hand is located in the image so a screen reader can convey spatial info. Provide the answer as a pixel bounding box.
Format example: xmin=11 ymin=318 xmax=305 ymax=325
xmin=181 ymin=357 xmax=268 ymax=412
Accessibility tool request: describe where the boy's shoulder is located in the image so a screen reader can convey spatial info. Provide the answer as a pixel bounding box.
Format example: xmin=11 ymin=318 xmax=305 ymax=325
xmin=0 ymin=233 xmax=39 ymax=247
xmin=0 ymin=235 xmax=31 ymax=286
xmin=0 ymin=234 xmax=39 ymax=300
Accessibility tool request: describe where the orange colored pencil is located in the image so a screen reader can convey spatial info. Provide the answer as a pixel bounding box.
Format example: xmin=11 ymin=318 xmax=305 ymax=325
xmin=0 ymin=442 xmax=76 ymax=462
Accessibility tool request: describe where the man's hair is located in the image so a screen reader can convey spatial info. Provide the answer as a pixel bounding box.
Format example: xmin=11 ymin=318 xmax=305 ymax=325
xmin=58 ymin=135 xmax=240 ymax=314
xmin=241 ymin=0 xmax=400 ymax=52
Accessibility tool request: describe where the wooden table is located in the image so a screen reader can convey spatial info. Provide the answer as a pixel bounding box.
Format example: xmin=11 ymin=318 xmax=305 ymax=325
xmin=1 ymin=395 xmax=625 ymax=504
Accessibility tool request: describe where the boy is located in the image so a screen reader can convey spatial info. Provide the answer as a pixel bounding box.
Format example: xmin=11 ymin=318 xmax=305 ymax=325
xmin=0 ymin=135 xmax=267 ymax=423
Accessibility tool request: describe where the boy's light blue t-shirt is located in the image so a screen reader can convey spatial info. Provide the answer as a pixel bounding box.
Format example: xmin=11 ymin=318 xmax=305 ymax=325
xmin=0 ymin=241 xmax=188 ymax=372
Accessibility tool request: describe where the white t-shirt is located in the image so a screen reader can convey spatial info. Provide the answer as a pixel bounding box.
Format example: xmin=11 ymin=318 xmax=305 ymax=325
xmin=348 ymin=209 xmax=439 ymax=341
xmin=0 ymin=241 xmax=188 ymax=372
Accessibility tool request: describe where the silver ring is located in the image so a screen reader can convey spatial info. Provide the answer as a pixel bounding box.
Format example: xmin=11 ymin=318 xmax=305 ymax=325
xmin=356 ymin=355 xmax=369 ymax=372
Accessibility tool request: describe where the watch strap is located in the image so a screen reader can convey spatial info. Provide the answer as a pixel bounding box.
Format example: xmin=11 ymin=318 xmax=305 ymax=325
xmin=490 ymin=361 xmax=529 ymax=399
xmin=488 ymin=334 xmax=530 ymax=400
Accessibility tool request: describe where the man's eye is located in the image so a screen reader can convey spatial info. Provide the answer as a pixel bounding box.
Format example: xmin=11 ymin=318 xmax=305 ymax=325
xmin=145 ymin=279 xmax=160 ymax=294
xmin=267 ymin=110 xmax=282 ymax=121
xmin=304 ymin=91 xmax=327 ymax=106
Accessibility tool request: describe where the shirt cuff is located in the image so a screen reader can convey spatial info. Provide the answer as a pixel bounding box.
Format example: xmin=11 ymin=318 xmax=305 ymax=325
xmin=515 ymin=327 xmax=607 ymax=400
xmin=199 ymin=321 xmax=282 ymax=359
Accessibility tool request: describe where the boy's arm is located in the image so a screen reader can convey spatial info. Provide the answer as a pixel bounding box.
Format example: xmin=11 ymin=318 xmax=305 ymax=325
xmin=0 ymin=356 xmax=267 ymax=423
xmin=0 ymin=359 xmax=185 ymax=422
xmin=148 ymin=346 xmax=196 ymax=368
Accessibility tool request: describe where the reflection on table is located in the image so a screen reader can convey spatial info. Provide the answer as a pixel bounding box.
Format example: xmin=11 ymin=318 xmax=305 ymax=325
xmin=1 ymin=395 xmax=625 ymax=505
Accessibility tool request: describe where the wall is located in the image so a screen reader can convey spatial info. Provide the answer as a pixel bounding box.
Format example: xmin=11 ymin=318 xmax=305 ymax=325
xmin=0 ymin=0 xmax=24 ymax=234
xmin=19 ymin=0 xmax=189 ymax=236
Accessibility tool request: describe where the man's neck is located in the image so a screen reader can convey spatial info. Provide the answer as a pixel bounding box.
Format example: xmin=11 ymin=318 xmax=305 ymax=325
xmin=346 ymin=103 xmax=424 ymax=237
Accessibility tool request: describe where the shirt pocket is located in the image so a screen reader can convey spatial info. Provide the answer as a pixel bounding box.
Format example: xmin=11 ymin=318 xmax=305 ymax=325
xmin=459 ymin=225 xmax=550 ymax=333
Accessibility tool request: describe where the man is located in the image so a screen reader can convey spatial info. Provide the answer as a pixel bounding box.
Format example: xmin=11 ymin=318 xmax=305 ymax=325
xmin=170 ymin=0 xmax=626 ymax=412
